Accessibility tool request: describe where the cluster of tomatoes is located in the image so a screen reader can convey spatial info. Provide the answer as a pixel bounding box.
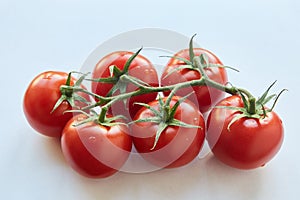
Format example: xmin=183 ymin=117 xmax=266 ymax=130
xmin=23 ymin=41 xmax=284 ymax=179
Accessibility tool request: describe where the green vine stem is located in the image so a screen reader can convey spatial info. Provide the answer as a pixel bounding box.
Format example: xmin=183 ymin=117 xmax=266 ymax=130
xmin=95 ymin=74 xmax=242 ymax=123
xmin=61 ymin=51 xmax=282 ymax=124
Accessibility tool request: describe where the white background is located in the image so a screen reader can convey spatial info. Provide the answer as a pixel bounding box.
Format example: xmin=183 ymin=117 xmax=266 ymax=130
xmin=1 ymin=0 xmax=299 ymax=199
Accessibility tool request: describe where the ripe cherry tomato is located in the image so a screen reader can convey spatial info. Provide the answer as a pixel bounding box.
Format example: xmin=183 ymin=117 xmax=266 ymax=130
xmin=91 ymin=51 xmax=159 ymax=120
xmin=161 ymin=48 xmax=227 ymax=113
xmin=206 ymin=95 xmax=284 ymax=169
xmin=23 ymin=71 xmax=89 ymax=137
xmin=131 ymin=96 xmax=205 ymax=168
xmin=61 ymin=114 xmax=132 ymax=178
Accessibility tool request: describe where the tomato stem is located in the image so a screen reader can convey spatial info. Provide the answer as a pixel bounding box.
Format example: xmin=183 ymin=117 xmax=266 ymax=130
xmin=165 ymin=85 xmax=180 ymax=106
xmin=89 ymin=71 xmax=244 ymax=118
xmin=236 ymin=88 xmax=254 ymax=99
xmin=65 ymin=47 xmax=283 ymax=124
xmin=248 ymin=97 xmax=257 ymax=115
xmin=98 ymin=107 xmax=107 ymax=123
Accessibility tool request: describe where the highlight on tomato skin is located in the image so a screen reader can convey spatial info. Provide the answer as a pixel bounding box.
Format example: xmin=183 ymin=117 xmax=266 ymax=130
xmin=23 ymin=71 xmax=90 ymax=138
xmin=61 ymin=114 xmax=132 ymax=179
xmin=161 ymin=48 xmax=228 ymax=113
xmin=130 ymin=96 xmax=206 ymax=169
xmin=206 ymin=95 xmax=284 ymax=170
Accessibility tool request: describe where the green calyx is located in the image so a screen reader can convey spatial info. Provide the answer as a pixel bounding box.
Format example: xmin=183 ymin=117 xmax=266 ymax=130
xmin=162 ymin=34 xmax=238 ymax=79
xmin=65 ymin=109 xmax=127 ymax=128
xmin=132 ymin=94 xmax=201 ymax=150
xmin=90 ymin=48 xmax=143 ymax=98
xmin=217 ymin=81 xmax=287 ymax=131
xmin=51 ymin=72 xmax=89 ymax=113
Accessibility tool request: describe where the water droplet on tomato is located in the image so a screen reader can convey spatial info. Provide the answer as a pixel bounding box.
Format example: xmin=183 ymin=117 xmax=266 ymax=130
xmin=89 ymin=136 xmax=96 ymax=142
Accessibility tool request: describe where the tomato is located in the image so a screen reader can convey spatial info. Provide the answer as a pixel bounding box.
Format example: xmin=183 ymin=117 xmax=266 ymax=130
xmin=91 ymin=51 xmax=159 ymax=120
xmin=206 ymin=95 xmax=284 ymax=169
xmin=61 ymin=114 xmax=132 ymax=178
xmin=131 ymin=96 xmax=205 ymax=168
xmin=23 ymin=71 xmax=89 ymax=137
xmin=161 ymin=48 xmax=227 ymax=113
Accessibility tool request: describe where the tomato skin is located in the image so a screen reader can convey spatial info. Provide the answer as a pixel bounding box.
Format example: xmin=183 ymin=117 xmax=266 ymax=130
xmin=206 ymin=95 xmax=284 ymax=169
xmin=91 ymin=51 xmax=159 ymax=120
xmin=61 ymin=114 xmax=132 ymax=178
xmin=131 ymin=96 xmax=205 ymax=168
xmin=23 ymin=71 xmax=89 ymax=138
xmin=161 ymin=48 xmax=227 ymax=113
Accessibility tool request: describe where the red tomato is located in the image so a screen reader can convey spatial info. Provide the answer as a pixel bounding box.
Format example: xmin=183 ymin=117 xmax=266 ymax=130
xmin=161 ymin=48 xmax=227 ymax=113
xmin=61 ymin=114 xmax=132 ymax=178
xmin=131 ymin=96 xmax=205 ymax=168
xmin=91 ymin=51 xmax=159 ymax=120
xmin=23 ymin=71 xmax=89 ymax=137
xmin=206 ymin=95 xmax=284 ymax=169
